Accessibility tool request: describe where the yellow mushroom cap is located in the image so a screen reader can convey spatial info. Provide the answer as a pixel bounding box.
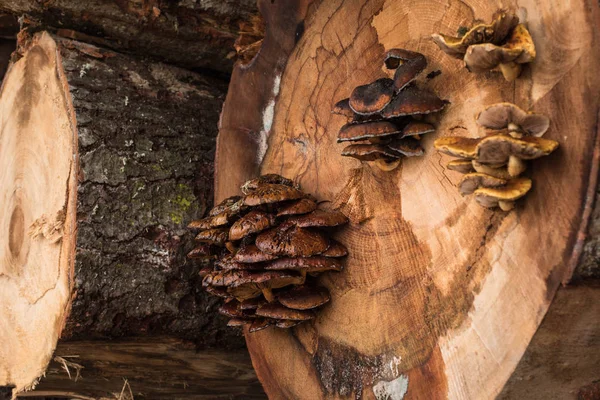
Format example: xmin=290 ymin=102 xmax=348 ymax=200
xmin=464 ymin=24 xmax=536 ymax=73
xmin=477 ymin=134 xmax=559 ymax=164
xmin=434 ymin=136 xmax=480 ymax=159
xmin=447 ymin=159 xmax=475 ymax=174
xmin=474 ymin=177 xmax=532 ymax=207
xmin=458 ymin=172 xmax=508 ymax=195
xmin=432 ymin=11 xmax=519 ymax=57
xmin=476 ymin=102 xmax=550 ymax=137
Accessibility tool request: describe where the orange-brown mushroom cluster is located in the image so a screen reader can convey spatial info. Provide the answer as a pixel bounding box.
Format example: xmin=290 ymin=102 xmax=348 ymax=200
xmin=432 ymin=11 xmax=535 ymax=81
xmin=334 ymin=48 xmax=447 ymax=172
xmin=188 ymin=174 xmax=348 ymax=332
xmin=434 ymin=103 xmax=559 ymax=210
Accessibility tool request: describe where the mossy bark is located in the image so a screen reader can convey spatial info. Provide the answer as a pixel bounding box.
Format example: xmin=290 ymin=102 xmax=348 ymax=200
xmin=50 ymin=35 xmax=243 ymax=348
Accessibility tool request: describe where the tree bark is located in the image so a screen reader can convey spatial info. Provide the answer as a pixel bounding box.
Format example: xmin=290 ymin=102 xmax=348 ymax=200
xmin=215 ymin=0 xmax=600 ymax=399
xmin=17 ymin=337 xmax=265 ymax=400
xmin=0 ymin=31 xmax=243 ymax=397
xmin=0 ymin=0 xmax=263 ymax=74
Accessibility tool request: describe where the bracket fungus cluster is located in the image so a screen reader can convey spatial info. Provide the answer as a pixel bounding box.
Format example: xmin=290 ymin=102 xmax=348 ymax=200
xmin=188 ymin=174 xmax=349 ymax=332
xmin=333 ymin=48 xmax=447 ymax=171
xmin=432 ymin=11 xmax=535 ymax=81
xmin=434 ymin=103 xmax=559 ymax=211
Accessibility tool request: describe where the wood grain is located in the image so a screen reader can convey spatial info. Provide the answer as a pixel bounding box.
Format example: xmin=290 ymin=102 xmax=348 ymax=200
xmin=216 ymin=0 xmax=600 ymax=398
xmin=0 ymin=32 xmax=78 ymax=394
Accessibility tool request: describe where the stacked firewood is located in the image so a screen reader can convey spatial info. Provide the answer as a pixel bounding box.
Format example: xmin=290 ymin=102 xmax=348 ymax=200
xmin=188 ymin=174 xmax=348 ymax=332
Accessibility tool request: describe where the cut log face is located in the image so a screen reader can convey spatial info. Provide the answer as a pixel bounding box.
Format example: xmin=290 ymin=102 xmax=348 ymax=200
xmin=216 ymin=0 xmax=600 ymax=399
xmin=0 ymin=33 xmax=77 ymax=393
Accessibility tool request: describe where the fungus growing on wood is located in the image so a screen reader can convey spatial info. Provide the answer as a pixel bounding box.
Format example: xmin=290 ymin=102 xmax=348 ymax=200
xmin=432 ymin=11 xmax=535 ymax=81
xmin=434 ymin=103 xmax=558 ymax=210
xmin=188 ymin=174 xmax=348 ymax=331
xmin=334 ymin=48 xmax=446 ymax=171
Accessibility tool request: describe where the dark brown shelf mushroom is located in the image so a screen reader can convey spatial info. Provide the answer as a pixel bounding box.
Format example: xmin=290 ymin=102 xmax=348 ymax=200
xmin=333 ymin=48 xmax=446 ymax=171
xmin=434 ymin=102 xmax=558 ymax=210
xmin=432 ymin=11 xmax=535 ymax=81
xmin=188 ymin=174 xmax=349 ymax=332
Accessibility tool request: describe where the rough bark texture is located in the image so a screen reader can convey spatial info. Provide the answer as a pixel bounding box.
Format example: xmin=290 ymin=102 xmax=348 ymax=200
xmin=0 ymin=0 xmax=262 ymax=74
xmin=50 ymin=34 xmax=243 ymax=348
xmin=18 ymin=337 xmax=265 ymax=400
xmin=215 ymin=0 xmax=600 ymax=399
xmin=576 ymin=189 xmax=600 ymax=280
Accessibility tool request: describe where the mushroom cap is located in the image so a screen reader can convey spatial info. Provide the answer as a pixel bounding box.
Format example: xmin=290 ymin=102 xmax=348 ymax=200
xmin=205 ymin=285 xmax=232 ymax=299
xmin=195 ymin=228 xmax=229 ymax=245
xmin=349 ymin=78 xmax=395 ymax=115
xmin=278 ymin=286 xmax=331 ymax=310
xmin=284 ymin=209 xmax=349 ymax=228
xmin=472 ymin=160 xmax=512 ymax=179
xmin=458 ymin=172 xmax=508 ymax=195
xmin=275 ymin=319 xmax=303 ymax=329
xmin=341 ymin=143 xmax=400 ymax=161
xmin=474 ymin=177 xmax=532 ymax=207
xmin=203 ymin=269 xmax=253 ymax=287
xmin=431 ymin=11 xmax=519 ymax=57
xmin=446 ymin=159 xmax=475 ymax=174
xmin=264 ymin=256 xmax=344 ymax=273
xmin=209 ymin=195 xmax=243 ymax=217
xmin=276 ymin=198 xmax=318 ymax=217
xmin=188 ymin=208 xmax=237 ymax=230
xmin=248 ymin=318 xmax=272 ymax=332
xmin=227 ymin=318 xmax=251 ymax=327
xmin=256 ymin=303 xmax=316 ymax=321
xmin=187 ymin=244 xmax=217 ymax=259
xmin=215 ymin=254 xmax=264 ymax=270
xmin=241 ymin=174 xmax=296 ymax=194
xmin=402 ymin=121 xmax=435 ymax=137
xmin=434 ymin=136 xmax=480 ymax=159
xmin=199 ymin=267 xmax=213 ymax=278
xmin=232 ymin=244 xmax=279 ymax=263
xmin=477 ymin=134 xmax=559 ymax=164
xmin=218 ymin=300 xmax=246 ymax=318
xmin=229 ymin=210 xmax=275 ymax=241
xmin=383 ymin=49 xmax=427 ymax=92
xmin=387 ymin=137 xmax=425 ymax=157
xmin=227 ymin=284 xmax=262 ymax=301
xmin=332 ymin=98 xmax=355 ymax=118
xmin=240 ymin=298 xmax=266 ymax=311
xmin=337 ymin=121 xmax=403 ymax=142
xmin=380 ymin=86 xmax=446 ymax=119
xmin=464 ymin=25 xmax=536 ymax=73
xmin=255 ymin=225 xmax=330 ymax=257
xmin=476 ymin=103 xmax=549 ymax=137
xmin=320 ymin=239 xmax=349 ymax=257
xmin=243 ymin=183 xmax=305 ymax=206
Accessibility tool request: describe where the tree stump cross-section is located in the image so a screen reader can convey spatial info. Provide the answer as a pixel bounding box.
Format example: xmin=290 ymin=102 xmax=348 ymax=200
xmin=216 ymin=0 xmax=600 ymax=399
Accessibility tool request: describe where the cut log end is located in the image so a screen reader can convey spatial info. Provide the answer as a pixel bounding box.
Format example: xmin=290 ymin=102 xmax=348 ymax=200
xmin=0 ymin=32 xmax=77 ymax=393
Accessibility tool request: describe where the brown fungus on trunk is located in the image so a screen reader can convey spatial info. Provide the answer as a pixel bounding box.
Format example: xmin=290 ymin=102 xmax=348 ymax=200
xmin=276 ymin=198 xmax=317 ymax=217
xmin=255 ymin=225 xmax=330 ymax=257
xmin=243 ymin=183 xmax=305 ymax=206
xmin=334 ymin=48 xmax=444 ymax=172
xmin=189 ymin=174 xmax=348 ymax=332
xmin=387 ymin=137 xmax=425 ymax=157
xmin=229 ymin=210 xmax=276 ymax=241
xmin=446 ymin=159 xmax=475 ymax=174
xmin=256 ymin=302 xmax=316 ymax=321
xmin=348 ymin=78 xmax=395 ymax=115
xmin=384 ymin=48 xmax=428 ymax=92
xmin=284 ymin=209 xmax=349 ymax=228
xmin=278 ymin=285 xmax=331 ymax=310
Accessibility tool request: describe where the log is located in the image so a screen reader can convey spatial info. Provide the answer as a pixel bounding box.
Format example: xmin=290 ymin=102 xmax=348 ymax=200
xmin=0 ymin=0 xmax=263 ymax=73
xmin=215 ymin=0 xmax=600 ymax=398
xmin=0 ymin=31 xmax=241 ymax=397
xmin=17 ymin=337 xmax=265 ymax=400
